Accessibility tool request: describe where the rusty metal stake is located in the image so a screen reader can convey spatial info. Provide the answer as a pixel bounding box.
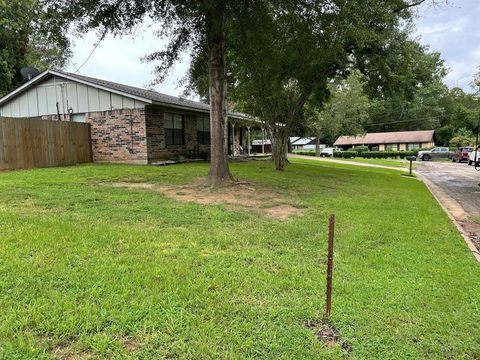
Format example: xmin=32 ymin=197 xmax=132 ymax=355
xmin=325 ymin=214 xmax=335 ymax=321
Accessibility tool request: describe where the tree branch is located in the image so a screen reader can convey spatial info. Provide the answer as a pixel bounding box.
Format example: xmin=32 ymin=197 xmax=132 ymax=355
xmin=393 ymin=0 xmax=427 ymax=13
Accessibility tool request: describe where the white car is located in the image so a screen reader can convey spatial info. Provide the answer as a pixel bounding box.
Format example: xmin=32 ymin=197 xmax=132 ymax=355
xmin=468 ymin=147 xmax=480 ymax=166
xmin=320 ymin=148 xmax=335 ymax=157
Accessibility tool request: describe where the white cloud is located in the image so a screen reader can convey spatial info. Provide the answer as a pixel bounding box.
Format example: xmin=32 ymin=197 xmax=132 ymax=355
xmin=414 ymin=0 xmax=480 ymax=91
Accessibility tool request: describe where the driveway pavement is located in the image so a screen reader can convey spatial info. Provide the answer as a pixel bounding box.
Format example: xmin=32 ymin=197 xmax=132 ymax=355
xmin=415 ymin=161 xmax=480 ymax=218
xmin=415 ymin=160 xmax=480 ymax=261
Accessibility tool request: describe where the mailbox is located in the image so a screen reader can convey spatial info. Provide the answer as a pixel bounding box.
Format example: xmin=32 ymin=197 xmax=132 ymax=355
xmin=406 ymin=156 xmax=416 ymax=175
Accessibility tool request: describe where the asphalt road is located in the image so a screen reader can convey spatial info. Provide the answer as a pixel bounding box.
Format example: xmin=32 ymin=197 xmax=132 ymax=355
xmin=416 ymin=160 xmax=480 ymax=218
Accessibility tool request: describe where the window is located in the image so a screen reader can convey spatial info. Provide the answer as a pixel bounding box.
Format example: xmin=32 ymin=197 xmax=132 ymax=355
xmin=386 ymin=144 xmax=398 ymax=151
xmin=197 ymin=116 xmax=210 ymax=145
xmin=165 ymin=112 xmax=184 ymax=145
xmin=407 ymin=143 xmax=420 ymax=150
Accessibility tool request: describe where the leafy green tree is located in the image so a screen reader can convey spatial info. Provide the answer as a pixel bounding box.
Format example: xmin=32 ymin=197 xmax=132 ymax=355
xmin=0 ymin=0 xmax=69 ymax=97
xmin=225 ymin=1 xmax=432 ymax=170
xmin=449 ymin=128 xmax=475 ymax=148
xmin=44 ymin=0 xmax=260 ymax=186
xmin=308 ymin=71 xmax=371 ymax=153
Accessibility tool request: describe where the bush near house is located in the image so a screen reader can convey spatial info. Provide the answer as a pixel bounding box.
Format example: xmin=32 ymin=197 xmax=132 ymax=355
xmin=334 ymin=150 xmax=418 ymax=159
xmin=293 ymin=149 xmax=420 ymax=159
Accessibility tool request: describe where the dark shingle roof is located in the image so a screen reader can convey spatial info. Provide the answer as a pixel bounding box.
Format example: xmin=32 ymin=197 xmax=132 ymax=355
xmin=0 ymin=69 xmax=254 ymax=120
xmin=59 ymin=71 xmax=212 ymax=111
xmin=56 ymin=71 xmax=249 ymax=119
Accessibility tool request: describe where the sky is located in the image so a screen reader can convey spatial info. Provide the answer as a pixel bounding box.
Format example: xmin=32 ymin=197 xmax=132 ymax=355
xmin=65 ymin=0 xmax=480 ymax=97
xmin=415 ymin=0 xmax=480 ymax=91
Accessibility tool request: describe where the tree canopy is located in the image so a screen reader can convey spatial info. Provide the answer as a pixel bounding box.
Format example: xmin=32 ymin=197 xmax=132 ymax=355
xmin=0 ymin=0 xmax=70 ymax=97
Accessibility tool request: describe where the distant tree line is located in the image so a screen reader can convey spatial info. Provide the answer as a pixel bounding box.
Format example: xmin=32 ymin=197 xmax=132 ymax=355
xmin=308 ymin=67 xmax=480 ymax=148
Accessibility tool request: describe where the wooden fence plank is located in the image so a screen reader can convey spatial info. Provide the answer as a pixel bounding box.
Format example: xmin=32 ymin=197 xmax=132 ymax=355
xmin=0 ymin=117 xmax=92 ymax=170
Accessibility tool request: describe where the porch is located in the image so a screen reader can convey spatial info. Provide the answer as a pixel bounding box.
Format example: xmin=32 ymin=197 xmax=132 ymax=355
xmin=227 ymin=119 xmax=270 ymax=157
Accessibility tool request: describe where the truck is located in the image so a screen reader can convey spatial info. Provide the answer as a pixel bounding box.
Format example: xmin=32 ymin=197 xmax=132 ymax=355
xmin=468 ymin=147 xmax=480 ymax=166
xmin=417 ymin=147 xmax=453 ymax=161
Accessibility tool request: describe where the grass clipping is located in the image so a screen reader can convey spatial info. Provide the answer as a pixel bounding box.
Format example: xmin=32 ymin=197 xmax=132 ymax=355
xmin=107 ymin=181 xmax=303 ymax=220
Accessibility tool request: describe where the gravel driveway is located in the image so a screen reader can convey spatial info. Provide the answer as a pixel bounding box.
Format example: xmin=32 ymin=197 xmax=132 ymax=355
xmin=416 ymin=161 xmax=480 ymax=218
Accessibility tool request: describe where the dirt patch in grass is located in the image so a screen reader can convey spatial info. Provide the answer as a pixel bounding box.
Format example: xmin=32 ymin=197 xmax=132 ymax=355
xmin=51 ymin=342 xmax=93 ymax=360
xmin=105 ymin=181 xmax=303 ymax=220
xmin=305 ymin=319 xmax=352 ymax=354
xmin=264 ymin=204 xmax=304 ymax=220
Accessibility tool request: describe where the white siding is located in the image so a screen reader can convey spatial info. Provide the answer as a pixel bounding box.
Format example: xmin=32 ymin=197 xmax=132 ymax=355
xmin=11 ymin=98 xmax=21 ymax=117
xmin=66 ymin=82 xmax=78 ymax=112
xmin=111 ymin=93 xmax=123 ymax=109
xmin=37 ymin=86 xmax=48 ymax=115
xmin=46 ymin=84 xmax=57 ymax=115
xmin=99 ymin=89 xmax=111 ymax=110
xmin=87 ymin=87 xmax=100 ymax=112
xmin=0 ymin=73 xmax=148 ymax=117
xmin=77 ymin=83 xmax=89 ymax=112
xmin=122 ymin=96 xmax=135 ymax=109
xmin=27 ymin=88 xmax=38 ymax=116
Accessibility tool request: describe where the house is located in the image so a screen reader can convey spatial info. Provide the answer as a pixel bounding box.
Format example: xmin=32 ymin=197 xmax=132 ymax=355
xmin=252 ymin=139 xmax=272 ymax=154
xmin=290 ymin=137 xmax=316 ymax=150
xmin=0 ymin=70 xmax=261 ymax=163
xmin=334 ymin=130 xmax=435 ymax=151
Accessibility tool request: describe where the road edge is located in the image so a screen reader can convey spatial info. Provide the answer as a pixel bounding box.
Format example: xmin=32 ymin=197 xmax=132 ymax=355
xmin=416 ymin=172 xmax=480 ymax=263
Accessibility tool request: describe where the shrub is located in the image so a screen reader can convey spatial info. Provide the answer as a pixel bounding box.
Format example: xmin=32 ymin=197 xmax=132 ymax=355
xmin=333 ymin=151 xmax=357 ymax=159
xmin=352 ymin=145 xmax=369 ymax=155
xmin=294 ymin=150 xmax=316 ymax=156
xmin=449 ymin=135 xmax=474 ymax=148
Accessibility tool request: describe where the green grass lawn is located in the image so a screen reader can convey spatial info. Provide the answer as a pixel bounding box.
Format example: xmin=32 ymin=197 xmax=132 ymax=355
xmin=0 ymin=159 xmax=479 ymax=359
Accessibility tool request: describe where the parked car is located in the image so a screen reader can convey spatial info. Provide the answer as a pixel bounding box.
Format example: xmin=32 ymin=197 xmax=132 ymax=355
xmin=320 ymin=147 xmax=335 ymax=157
xmin=452 ymin=146 xmax=473 ymax=163
xmin=417 ymin=147 xmax=452 ymax=161
xmin=468 ymin=147 xmax=480 ymax=166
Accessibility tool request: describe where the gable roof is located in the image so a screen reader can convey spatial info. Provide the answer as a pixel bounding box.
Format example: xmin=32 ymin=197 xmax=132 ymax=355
xmin=0 ymin=69 xmax=250 ymax=120
xmin=334 ymin=130 xmax=435 ymax=146
xmin=291 ymin=137 xmax=315 ymax=145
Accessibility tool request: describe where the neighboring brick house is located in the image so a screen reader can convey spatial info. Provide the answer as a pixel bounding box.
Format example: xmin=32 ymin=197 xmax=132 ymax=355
xmin=0 ymin=70 xmax=260 ymax=163
xmin=334 ymin=130 xmax=435 ymax=151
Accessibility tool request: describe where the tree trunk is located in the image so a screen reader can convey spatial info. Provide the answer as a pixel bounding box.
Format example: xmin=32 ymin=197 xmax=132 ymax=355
xmin=271 ymin=126 xmax=289 ymax=171
xmin=315 ymin=136 xmax=320 ymax=157
xmin=206 ymin=3 xmax=234 ymax=186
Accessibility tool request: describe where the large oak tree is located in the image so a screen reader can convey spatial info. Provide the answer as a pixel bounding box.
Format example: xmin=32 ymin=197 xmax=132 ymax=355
xmin=44 ymin=0 xmax=257 ymax=186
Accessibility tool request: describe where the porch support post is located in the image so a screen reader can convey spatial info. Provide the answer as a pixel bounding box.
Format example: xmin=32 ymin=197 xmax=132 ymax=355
xmin=247 ymin=126 xmax=251 ymax=156
xmin=262 ymin=128 xmax=265 ymax=154
xmin=231 ymin=121 xmax=236 ymax=156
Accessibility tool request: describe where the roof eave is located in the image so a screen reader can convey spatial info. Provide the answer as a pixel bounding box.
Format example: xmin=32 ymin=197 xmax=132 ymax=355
xmin=0 ymin=69 xmax=154 ymax=106
xmin=49 ymin=70 xmax=153 ymax=104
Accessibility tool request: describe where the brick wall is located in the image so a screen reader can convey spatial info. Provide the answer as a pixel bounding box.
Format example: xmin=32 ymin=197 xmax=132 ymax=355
xmin=145 ymin=105 xmax=210 ymax=161
xmin=85 ymin=109 xmax=148 ymax=164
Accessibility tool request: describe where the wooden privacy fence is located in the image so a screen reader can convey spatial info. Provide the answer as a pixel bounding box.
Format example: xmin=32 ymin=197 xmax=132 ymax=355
xmin=0 ymin=118 xmax=92 ymax=171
